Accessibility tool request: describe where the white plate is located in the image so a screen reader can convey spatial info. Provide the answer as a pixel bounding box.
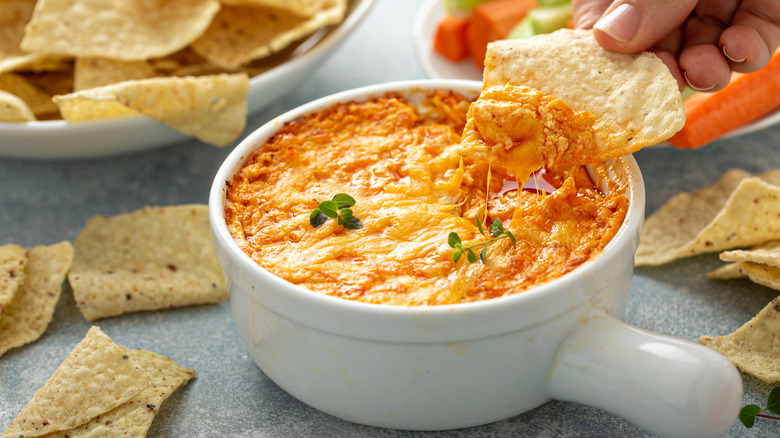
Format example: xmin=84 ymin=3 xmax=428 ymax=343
xmin=412 ymin=0 xmax=780 ymax=144
xmin=0 ymin=0 xmax=376 ymax=160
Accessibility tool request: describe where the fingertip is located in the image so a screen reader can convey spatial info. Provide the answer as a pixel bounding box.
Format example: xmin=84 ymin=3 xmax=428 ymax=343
xmin=679 ymin=45 xmax=732 ymax=92
xmin=720 ymin=26 xmax=772 ymax=73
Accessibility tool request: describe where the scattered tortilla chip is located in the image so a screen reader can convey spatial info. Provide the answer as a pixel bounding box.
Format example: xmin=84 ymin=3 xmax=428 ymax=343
xmin=190 ymin=0 xmax=346 ymax=69
xmin=53 ymin=73 xmax=249 ymax=146
xmin=0 ymin=73 xmax=59 ymax=117
xmin=68 ymin=205 xmax=227 ymax=321
xmin=735 ymin=262 xmax=780 ymax=291
xmin=0 ymin=0 xmax=38 ymax=74
xmin=699 ymin=296 xmax=780 ymax=383
xmin=0 ymin=89 xmax=35 ymax=121
xmin=1 ymin=326 xmax=149 ymax=437
xmin=0 ymin=243 xmax=27 ymax=317
xmin=35 ymin=348 xmax=196 ymax=438
xmin=74 ymin=57 xmax=158 ymax=91
xmin=476 ymin=29 xmax=684 ymax=169
xmin=707 ymin=262 xmax=746 ymax=280
xmin=636 ymin=169 xmax=780 ymax=266
xmin=0 ymin=241 xmax=73 ymax=358
xmin=21 ymin=0 xmax=221 ymax=61
xmin=720 ymin=240 xmax=780 ymax=268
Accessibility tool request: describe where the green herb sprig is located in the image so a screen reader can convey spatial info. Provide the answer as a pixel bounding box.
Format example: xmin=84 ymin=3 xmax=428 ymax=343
xmin=740 ymin=386 xmax=780 ymax=428
xmin=448 ymin=215 xmax=516 ymax=263
xmin=310 ymin=193 xmax=363 ymax=230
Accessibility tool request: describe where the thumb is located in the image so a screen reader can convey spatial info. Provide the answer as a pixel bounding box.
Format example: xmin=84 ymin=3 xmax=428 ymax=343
xmin=592 ymin=0 xmax=697 ymax=53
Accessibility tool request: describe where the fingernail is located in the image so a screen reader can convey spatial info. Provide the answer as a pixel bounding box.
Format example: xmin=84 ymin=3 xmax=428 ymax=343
xmin=594 ymin=4 xmax=641 ymax=43
xmin=722 ymin=45 xmax=746 ymax=63
xmin=683 ymin=71 xmax=716 ymax=92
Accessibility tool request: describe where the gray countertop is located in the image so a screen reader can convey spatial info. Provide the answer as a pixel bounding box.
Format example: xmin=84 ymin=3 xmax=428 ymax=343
xmin=1 ymin=0 xmax=779 ymax=436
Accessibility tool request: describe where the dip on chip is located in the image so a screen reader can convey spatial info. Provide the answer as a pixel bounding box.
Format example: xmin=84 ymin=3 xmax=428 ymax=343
xmin=0 ymin=241 xmax=73 ymax=358
xmin=1 ymin=326 xmax=195 ymax=437
xmin=68 ymin=205 xmax=227 ymax=321
xmin=460 ymin=28 xmax=685 ymax=184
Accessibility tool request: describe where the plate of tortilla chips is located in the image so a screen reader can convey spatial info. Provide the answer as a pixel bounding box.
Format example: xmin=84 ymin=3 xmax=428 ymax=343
xmin=0 ymin=0 xmax=375 ymax=159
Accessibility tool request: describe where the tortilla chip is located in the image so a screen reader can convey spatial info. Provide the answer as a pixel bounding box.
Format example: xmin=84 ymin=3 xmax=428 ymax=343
xmin=74 ymin=57 xmax=158 ymax=91
xmin=0 ymin=89 xmax=35 ymax=121
xmin=0 ymin=0 xmax=37 ymax=74
xmin=221 ymin=0 xmax=337 ymax=17
xmin=720 ymin=240 xmax=780 ymax=268
xmin=36 ymin=348 xmax=196 ymax=438
xmin=1 ymin=326 xmax=149 ymax=437
xmin=190 ymin=0 xmax=346 ymax=69
xmin=480 ymin=29 xmax=684 ymax=162
xmin=21 ymin=0 xmax=220 ymax=61
xmin=68 ymin=205 xmax=227 ymax=322
xmin=0 ymin=73 xmax=59 ymax=117
xmin=636 ymin=169 xmax=780 ymax=266
xmin=699 ymin=296 xmax=780 ymax=383
xmin=735 ymin=262 xmax=780 ymax=291
xmin=0 ymin=241 xmax=73 ymax=358
xmin=0 ymin=244 xmax=27 ymax=317
xmin=707 ymin=262 xmax=746 ymax=280
xmin=53 ymin=73 xmax=249 ymax=146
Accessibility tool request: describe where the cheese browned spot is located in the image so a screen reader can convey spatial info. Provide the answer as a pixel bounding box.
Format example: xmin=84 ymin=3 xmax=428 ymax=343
xmin=225 ymin=91 xmax=628 ymax=305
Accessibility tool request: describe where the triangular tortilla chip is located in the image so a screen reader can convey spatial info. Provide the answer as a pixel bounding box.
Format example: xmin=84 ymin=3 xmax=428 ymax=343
xmin=1 ymin=327 xmax=149 ymax=437
xmin=736 ymin=262 xmax=780 ymax=291
xmin=0 ymin=89 xmax=35 ymax=121
xmin=0 ymin=244 xmax=27 ymax=317
xmin=0 ymin=241 xmax=73 ymax=358
xmin=222 ymin=0 xmax=338 ymax=17
xmin=700 ymin=296 xmax=780 ymax=383
xmin=21 ymin=0 xmax=220 ymax=61
xmin=68 ymin=205 xmax=227 ymax=321
xmin=636 ymin=169 xmax=780 ymax=266
xmin=0 ymin=73 xmax=59 ymax=117
xmin=74 ymin=57 xmax=158 ymax=91
xmin=53 ymin=73 xmax=249 ymax=146
xmin=720 ymin=240 xmax=780 ymax=268
xmin=464 ymin=28 xmax=684 ymax=182
xmin=36 ymin=348 xmax=196 ymax=438
xmin=707 ymin=262 xmax=746 ymax=280
xmin=190 ymin=0 xmax=346 ymax=69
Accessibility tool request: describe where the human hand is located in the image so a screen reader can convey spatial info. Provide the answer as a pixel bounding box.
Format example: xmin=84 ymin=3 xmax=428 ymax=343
xmin=572 ymin=0 xmax=780 ymax=92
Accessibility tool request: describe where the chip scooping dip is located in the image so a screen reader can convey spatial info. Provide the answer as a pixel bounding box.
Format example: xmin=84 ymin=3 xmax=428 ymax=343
xmin=68 ymin=205 xmax=227 ymax=321
xmin=636 ymin=169 xmax=780 ymax=266
xmin=0 ymin=241 xmax=73 ymax=358
xmin=699 ymin=296 xmax=780 ymax=383
xmin=0 ymin=326 xmax=195 ymax=438
xmin=460 ymin=29 xmax=685 ymax=185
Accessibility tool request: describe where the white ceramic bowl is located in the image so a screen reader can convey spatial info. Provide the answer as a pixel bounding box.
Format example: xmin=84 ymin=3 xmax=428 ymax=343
xmin=0 ymin=0 xmax=376 ymax=160
xmin=209 ymin=79 xmax=743 ymax=437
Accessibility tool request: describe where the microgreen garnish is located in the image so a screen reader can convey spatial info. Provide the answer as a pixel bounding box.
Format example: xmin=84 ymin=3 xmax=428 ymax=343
xmin=448 ymin=214 xmax=516 ymax=263
xmin=310 ymin=193 xmax=363 ymax=230
xmin=740 ymin=386 xmax=780 ymax=428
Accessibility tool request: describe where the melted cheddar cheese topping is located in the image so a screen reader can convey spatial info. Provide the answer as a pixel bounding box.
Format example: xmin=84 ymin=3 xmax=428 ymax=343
xmin=225 ymin=91 xmax=628 ymax=305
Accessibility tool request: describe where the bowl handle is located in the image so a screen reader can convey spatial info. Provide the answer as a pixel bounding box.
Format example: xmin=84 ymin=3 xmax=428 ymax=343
xmin=547 ymin=310 xmax=743 ymax=438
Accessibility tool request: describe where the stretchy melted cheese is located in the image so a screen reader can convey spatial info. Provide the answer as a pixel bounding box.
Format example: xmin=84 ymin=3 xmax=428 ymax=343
xmin=225 ymin=91 xmax=628 ymax=305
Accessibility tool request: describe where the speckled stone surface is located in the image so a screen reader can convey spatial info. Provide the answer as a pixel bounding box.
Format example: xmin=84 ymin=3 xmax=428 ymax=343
xmin=1 ymin=1 xmax=779 ymax=437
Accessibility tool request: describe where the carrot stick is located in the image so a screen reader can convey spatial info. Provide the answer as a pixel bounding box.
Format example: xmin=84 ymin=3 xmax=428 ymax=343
xmin=433 ymin=14 xmax=471 ymax=62
xmin=668 ymin=51 xmax=780 ymax=149
xmin=466 ymin=0 xmax=538 ymax=68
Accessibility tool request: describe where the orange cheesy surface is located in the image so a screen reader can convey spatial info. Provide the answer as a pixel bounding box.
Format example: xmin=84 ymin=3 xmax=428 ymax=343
xmin=225 ymin=90 xmax=628 ymax=305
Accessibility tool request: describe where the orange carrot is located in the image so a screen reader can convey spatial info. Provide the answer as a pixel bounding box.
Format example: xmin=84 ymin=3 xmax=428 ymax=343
xmin=433 ymin=14 xmax=471 ymax=62
xmin=669 ymin=51 xmax=780 ymax=149
xmin=466 ymin=0 xmax=538 ymax=68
